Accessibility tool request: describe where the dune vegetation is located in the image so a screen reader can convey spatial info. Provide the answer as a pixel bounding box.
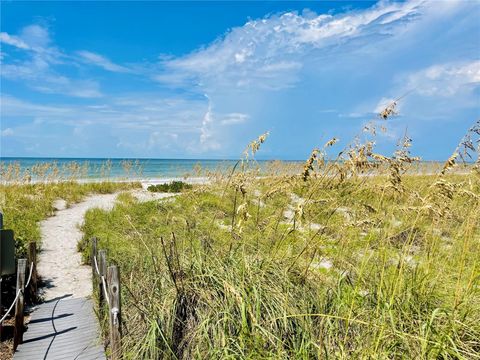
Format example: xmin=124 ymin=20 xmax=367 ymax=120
xmin=1 ymin=109 xmax=478 ymax=358
xmin=78 ymin=119 xmax=480 ymax=359
xmin=148 ymin=181 xmax=193 ymax=193
xmin=0 ymin=177 xmax=141 ymax=256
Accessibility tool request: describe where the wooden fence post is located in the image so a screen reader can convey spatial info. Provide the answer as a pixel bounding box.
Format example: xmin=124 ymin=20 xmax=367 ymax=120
xmin=13 ymin=259 xmax=26 ymax=351
xmin=107 ymin=265 xmax=122 ymax=359
xmin=28 ymin=242 xmax=37 ymax=298
xmin=98 ymin=250 xmax=107 ymax=309
xmin=91 ymin=237 xmax=98 ymax=279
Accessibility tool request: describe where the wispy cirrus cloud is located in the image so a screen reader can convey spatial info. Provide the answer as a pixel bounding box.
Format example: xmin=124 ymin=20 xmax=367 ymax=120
xmin=405 ymin=60 xmax=480 ymax=97
xmin=220 ymin=113 xmax=249 ymax=125
xmin=76 ymin=50 xmax=131 ymax=73
xmin=1 ymin=93 xmax=218 ymax=156
xmin=342 ymin=59 xmax=480 ymax=127
xmin=0 ymin=32 xmax=30 ymax=49
xmin=1 ymin=24 xmax=103 ymax=98
xmin=1 ymin=128 xmax=14 ymax=137
xmin=1 ymin=24 xmax=136 ymax=97
xmin=1 ymin=93 xmax=204 ymax=130
xmin=1 ymin=90 xmax=253 ymax=156
xmin=1 ymin=24 xmax=65 ymax=64
xmin=1 ymin=24 xmax=55 ymax=52
xmin=1 ymin=61 xmax=103 ymax=98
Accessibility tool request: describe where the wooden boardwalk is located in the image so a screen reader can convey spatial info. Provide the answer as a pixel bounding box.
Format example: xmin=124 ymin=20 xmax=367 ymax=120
xmin=13 ymin=296 xmax=106 ymax=360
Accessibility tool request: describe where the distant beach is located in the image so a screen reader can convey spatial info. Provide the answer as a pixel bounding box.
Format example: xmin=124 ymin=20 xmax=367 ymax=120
xmin=0 ymin=157 xmax=310 ymax=185
xmin=0 ymin=157 xmax=461 ymax=185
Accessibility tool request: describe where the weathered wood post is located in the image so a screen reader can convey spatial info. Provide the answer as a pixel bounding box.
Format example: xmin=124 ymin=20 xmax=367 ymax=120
xmin=28 ymin=242 xmax=37 ymax=298
xmin=107 ymin=265 xmax=122 ymax=358
xmin=91 ymin=237 xmax=98 ymax=279
xmin=13 ymin=259 xmax=26 ymax=350
xmin=98 ymin=250 xmax=107 ymax=309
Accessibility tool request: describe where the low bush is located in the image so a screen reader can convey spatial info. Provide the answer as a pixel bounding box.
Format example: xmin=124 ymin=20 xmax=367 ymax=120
xmin=147 ymin=181 xmax=192 ymax=193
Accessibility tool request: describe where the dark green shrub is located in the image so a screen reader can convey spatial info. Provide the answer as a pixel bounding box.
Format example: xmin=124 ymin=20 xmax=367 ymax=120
xmin=147 ymin=181 xmax=192 ymax=193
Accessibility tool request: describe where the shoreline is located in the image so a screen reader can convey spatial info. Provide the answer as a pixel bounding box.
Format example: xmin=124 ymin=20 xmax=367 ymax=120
xmin=0 ymin=169 xmax=474 ymax=189
xmin=0 ymin=176 xmax=212 ymax=188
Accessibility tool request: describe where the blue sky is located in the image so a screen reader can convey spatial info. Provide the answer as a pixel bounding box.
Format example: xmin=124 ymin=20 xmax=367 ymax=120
xmin=1 ymin=1 xmax=479 ymax=160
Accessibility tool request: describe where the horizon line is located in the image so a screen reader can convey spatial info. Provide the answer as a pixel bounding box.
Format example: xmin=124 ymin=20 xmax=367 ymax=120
xmin=0 ymin=156 xmax=453 ymax=163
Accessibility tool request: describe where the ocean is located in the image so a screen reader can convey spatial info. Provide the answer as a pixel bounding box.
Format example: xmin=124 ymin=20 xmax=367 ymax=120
xmin=0 ymin=157 xmax=453 ymax=182
xmin=0 ymin=157 xmax=299 ymax=181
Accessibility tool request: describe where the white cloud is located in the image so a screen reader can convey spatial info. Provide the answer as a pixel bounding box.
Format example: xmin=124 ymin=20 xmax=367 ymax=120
xmin=406 ymin=60 xmax=480 ymax=97
xmin=19 ymin=24 xmax=51 ymax=49
xmin=145 ymin=131 xmax=179 ymax=150
xmin=1 ymin=24 xmax=104 ymax=98
xmin=77 ymin=50 xmax=131 ymax=73
xmin=5 ymin=24 xmax=64 ymax=64
xmin=220 ymin=113 xmax=249 ymax=125
xmin=1 ymin=93 xmax=209 ymax=151
xmin=2 ymin=62 xmax=103 ymax=98
xmin=1 ymin=128 xmax=14 ymax=137
xmin=0 ymin=95 xmax=73 ymax=116
xmin=156 ymin=0 xmax=425 ymax=91
xmin=199 ymin=98 xmax=220 ymax=150
xmin=0 ymin=32 xmax=30 ymax=50
xmin=147 ymin=0 xmax=435 ymax=151
xmin=196 ymin=96 xmax=250 ymax=150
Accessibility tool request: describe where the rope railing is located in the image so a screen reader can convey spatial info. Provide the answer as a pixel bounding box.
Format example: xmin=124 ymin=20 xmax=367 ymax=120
xmin=0 ymin=217 xmax=38 ymax=353
xmin=0 ymin=262 xmax=34 ymax=324
xmin=91 ymin=237 xmax=122 ymax=359
xmin=0 ymin=289 xmax=21 ymax=324
xmin=93 ymin=254 xmax=111 ymax=308
xmin=1 ymin=235 xmax=122 ymax=358
xmin=93 ymin=252 xmax=101 ymax=275
xmin=101 ymin=276 xmax=111 ymax=308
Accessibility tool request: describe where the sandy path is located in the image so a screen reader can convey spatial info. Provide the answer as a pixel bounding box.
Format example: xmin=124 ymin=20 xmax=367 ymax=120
xmin=37 ymin=193 xmax=118 ymax=300
xmin=37 ymin=190 xmax=176 ymax=301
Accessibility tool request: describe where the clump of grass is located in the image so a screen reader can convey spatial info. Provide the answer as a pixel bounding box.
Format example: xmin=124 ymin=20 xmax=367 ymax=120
xmin=147 ymin=181 xmax=193 ymax=193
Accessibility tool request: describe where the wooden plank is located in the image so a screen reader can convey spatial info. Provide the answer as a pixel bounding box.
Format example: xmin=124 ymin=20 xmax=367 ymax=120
xmin=107 ymin=265 xmax=122 ymax=359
